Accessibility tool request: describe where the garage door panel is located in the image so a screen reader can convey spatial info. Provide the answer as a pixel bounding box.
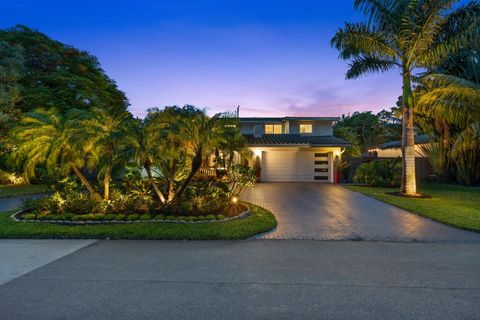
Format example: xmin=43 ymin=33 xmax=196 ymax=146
xmin=263 ymin=150 xmax=330 ymax=182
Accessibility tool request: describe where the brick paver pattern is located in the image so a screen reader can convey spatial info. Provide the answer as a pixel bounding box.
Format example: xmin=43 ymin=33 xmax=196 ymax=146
xmin=241 ymin=183 xmax=480 ymax=242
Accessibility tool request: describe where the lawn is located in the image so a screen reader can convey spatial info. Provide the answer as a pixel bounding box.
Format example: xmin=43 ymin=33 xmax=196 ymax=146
xmin=0 ymin=184 xmax=49 ymax=198
xmin=0 ymin=204 xmax=277 ymax=240
xmin=346 ymin=183 xmax=480 ymax=232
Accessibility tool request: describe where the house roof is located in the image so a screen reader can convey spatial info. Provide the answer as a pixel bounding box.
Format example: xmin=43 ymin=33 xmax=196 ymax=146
xmin=239 ymin=116 xmax=340 ymax=122
xmin=244 ymin=134 xmax=351 ymax=147
xmin=376 ymin=134 xmax=429 ymax=149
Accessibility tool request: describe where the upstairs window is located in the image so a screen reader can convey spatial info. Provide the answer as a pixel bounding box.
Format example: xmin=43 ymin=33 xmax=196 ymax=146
xmin=300 ymin=124 xmax=313 ymax=133
xmin=265 ymin=124 xmax=282 ymax=134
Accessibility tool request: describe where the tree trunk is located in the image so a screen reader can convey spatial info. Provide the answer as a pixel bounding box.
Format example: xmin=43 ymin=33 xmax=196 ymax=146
xmin=400 ymin=71 xmax=418 ymax=195
xmin=69 ymin=162 xmax=101 ymax=199
xmin=175 ymin=147 xmax=203 ymax=201
xmin=145 ymin=163 xmax=166 ymax=203
xmin=103 ymin=166 xmax=111 ymax=201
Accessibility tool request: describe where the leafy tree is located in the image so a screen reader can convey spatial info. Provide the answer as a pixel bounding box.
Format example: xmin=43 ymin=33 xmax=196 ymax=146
xmin=10 ymin=108 xmax=100 ymax=197
xmin=0 ymin=40 xmax=24 ymax=157
xmin=0 ymin=25 xmax=128 ymax=114
xmin=331 ymin=0 xmax=480 ymax=195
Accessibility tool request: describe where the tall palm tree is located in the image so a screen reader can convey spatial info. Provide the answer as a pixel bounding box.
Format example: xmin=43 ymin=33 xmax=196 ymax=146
xmin=10 ymin=107 xmax=100 ymax=197
xmin=331 ymin=0 xmax=479 ymax=195
xmin=81 ymin=106 xmax=136 ymax=200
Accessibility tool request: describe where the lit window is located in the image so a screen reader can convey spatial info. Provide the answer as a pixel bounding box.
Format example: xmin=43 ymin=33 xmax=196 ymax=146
xmin=300 ymin=124 xmax=313 ymax=133
xmin=265 ymin=124 xmax=282 ymax=134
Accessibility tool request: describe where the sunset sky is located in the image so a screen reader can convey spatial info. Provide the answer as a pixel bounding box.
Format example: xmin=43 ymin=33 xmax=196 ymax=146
xmin=1 ymin=0 xmax=403 ymax=117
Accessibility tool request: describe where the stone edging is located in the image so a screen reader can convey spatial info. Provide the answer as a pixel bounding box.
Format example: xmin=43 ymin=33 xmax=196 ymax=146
xmin=10 ymin=204 xmax=251 ymax=225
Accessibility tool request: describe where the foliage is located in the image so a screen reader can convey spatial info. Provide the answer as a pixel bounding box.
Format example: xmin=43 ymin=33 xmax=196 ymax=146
xmin=0 ymin=170 xmax=25 ymax=185
xmin=227 ymin=165 xmax=256 ymax=198
xmin=353 ymin=158 xmax=402 ymax=187
xmin=416 ymin=48 xmax=480 ymax=185
xmin=331 ymin=0 xmax=480 ymax=195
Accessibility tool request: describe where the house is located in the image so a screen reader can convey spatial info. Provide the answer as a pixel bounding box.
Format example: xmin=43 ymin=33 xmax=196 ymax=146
xmin=238 ymin=117 xmax=350 ymax=182
xmin=368 ymin=134 xmax=429 ymax=158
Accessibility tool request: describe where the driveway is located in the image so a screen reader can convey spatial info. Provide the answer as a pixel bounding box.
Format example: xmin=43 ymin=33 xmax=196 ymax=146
xmin=241 ymin=183 xmax=480 ymax=242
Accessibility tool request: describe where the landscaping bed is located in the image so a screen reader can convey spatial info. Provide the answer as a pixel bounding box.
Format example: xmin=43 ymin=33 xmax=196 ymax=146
xmin=13 ymin=203 xmax=250 ymax=224
xmin=345 ymin=183 xmax=480 ymax=232
xmin=0 ymin=203 xmax=276 ymax=240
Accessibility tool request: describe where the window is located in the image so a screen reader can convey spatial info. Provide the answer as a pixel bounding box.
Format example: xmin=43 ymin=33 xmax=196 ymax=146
xmin=314 ymin=160 xmax=328 ymax=165
xmin=299 ymin=124 xmax=312 ymax=133
xmin=314 ymin=168 xmax=328 ymax=173
xmin=314 ymin=176 xmax=329 ymax=181
xmin=265 ymin=124 xmax=282 ymax=134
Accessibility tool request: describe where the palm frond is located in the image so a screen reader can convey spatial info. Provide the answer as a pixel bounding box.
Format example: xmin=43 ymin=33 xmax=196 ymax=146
xmin=346 ymin=55 xmax=398 ymax=79
xmin=331 ymin=22 xmax=398 ymax=60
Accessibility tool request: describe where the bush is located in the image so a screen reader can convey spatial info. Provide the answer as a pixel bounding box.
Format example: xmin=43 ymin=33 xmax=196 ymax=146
xmin=0 ymin=170 xmax=25 ymax=185
xmin=104 ymin=214 xmax=115 ymax=221
xmin=127 ymin=214 xmax=139 ymax=221
xmin=114 ymin=214 xmax=126 ymax=221
xmin=197 ymin=215 xmax=205 ymax=221
xmin=155 ymin=215 xmax=165 ymax=221
xmin=71 ymin=215 xmax=83 ymax=222
xmin=216 ymin=214 xmax=225 ymax=221
xmin=24 ymin=213 xmax=36 ymax=220
xmin=186 ymin=216 xmax=197 ymax=222
xmin=165 ymin=215 xmax=175 ymax=221
xmin=353 ymin=158 xmax=402 ymax=187
xmin=205 ymin=214 xmax=216 ymax=221
xmin=140 ymin=214 xmax=151 ymax=221
xmin=63 ymin=213 xmax=74 ymax=221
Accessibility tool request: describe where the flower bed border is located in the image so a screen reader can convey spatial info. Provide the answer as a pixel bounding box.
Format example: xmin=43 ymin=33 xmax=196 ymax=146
xmin=11 ymin=204 xmax=251 ymax=225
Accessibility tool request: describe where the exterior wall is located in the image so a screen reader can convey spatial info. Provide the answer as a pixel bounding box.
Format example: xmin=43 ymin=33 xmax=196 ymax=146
xmin=240 ymin=120 xmax=334 ymax=136
xmin=287 ymin=120 xmax=333 ymax=136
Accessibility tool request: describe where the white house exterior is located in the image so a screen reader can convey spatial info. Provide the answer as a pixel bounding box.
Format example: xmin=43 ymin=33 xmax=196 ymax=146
xmin=239 ymin=117 xmax=350 ymax=182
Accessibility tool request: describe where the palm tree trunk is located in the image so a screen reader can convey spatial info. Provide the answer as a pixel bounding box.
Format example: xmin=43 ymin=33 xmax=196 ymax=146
xmin=400 ymin=72 xmax=418 ymax=195
xmin=175 ymin=148 xmax=203 ymax=201
xmin=69 ymin=162 xmax=101 ymax=199
xmin=103 ymin=166 xmax=111 ymax=201
xmin=144 ymin=164 xmax=166 ymax=203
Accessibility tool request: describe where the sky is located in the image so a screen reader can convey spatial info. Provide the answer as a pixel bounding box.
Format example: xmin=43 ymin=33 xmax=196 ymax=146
xmin=1 ymin=0 xmax=403 ymax=118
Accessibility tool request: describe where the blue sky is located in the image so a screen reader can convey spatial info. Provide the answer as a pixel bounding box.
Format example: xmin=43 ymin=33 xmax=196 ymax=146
xmin=1 ymin=0 xmax=403 ymax=117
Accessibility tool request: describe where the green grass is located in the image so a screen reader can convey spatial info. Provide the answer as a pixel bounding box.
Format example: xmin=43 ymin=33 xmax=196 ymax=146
xmin=0 ymin=204 xmax=277 ymax=240
xmin=345 ymin=183 xmax=480 ymax=232
xmin=0 ymin=184 xmax=49 ymax=198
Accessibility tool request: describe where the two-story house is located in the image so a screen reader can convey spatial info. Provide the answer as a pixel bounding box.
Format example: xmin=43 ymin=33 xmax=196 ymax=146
xmin=239 ymin=117 xmax=350 ymax=182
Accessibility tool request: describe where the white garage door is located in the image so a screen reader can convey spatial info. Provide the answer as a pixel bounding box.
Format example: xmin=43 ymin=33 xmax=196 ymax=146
xmin=263 ymin=151 xmax=330 ymax=182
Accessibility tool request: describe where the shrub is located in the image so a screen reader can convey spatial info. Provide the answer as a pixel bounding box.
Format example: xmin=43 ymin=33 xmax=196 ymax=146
xmin=186 ymin=216 xmax=197 ymax=222
xmin=165 ymin=215 xmax=175 ymax=221
xmin=93 ymin=214 xmax=105 ymax=221
xmin=80 ymin=214 xmax=95 ymax=221
xmin=24 ymin=213 xmax=36 ymax=220
xmin=155 ymin=215 xmax=165 ymax=221
xmin=104 ymin=214 xmax=115 ymax=221
xmin=205 ymin=214 xmax=216 ymax=221
xmin=114 ymin=214 xmax=126 ymax=221
xmin=139 ymin=214 xmax=151 ymax=221
xmin=197 ymin=215 xmax=205 ymax=221
xmin=216 ymin=214 xmax=226 ymax=221
xmin=0 ymin=170 xmax=25 ymax=185
xmin=353 ymin=158 xmax=402 ymax=187
xmin=63 ymin=213 xmax=74 ymax=221
xmin=71 ymin=215 xmax=83 ymax=222
xmin=127 ymin=214 xmax=139 ymax=221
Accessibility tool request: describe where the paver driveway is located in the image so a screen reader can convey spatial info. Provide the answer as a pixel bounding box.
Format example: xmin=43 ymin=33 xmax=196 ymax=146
xmin=241 ymin=183 xmax=480 ymax=242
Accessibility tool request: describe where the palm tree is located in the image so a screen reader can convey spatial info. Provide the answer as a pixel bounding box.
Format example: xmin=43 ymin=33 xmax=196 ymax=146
xmin=417 ymin=48 xmax=480 ymax=184
xmin=81 ymin=106 xmax=136 ymax=200
xmin=10 ymin=107 xmax=100 ymax=197
xmin=331 ymin=0 xmax=479 ymax=195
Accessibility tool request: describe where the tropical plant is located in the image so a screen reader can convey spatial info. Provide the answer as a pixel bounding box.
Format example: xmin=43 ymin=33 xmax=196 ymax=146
xmin=80 ymin=106 xmax=136 ymax=200
xmin=10 ymin=107 xmax=100 ymax=197
xmin=353 ymin=158 xmax=402 ymax=187
xmin=417 ymin=47 xmax=480 ymax=184
xmin=331 ymin=0 xmax=480 ymax=195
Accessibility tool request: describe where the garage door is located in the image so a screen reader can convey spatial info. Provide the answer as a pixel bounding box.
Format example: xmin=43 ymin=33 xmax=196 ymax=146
xmin=263 ymin=151 xmax=330 ymax=182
